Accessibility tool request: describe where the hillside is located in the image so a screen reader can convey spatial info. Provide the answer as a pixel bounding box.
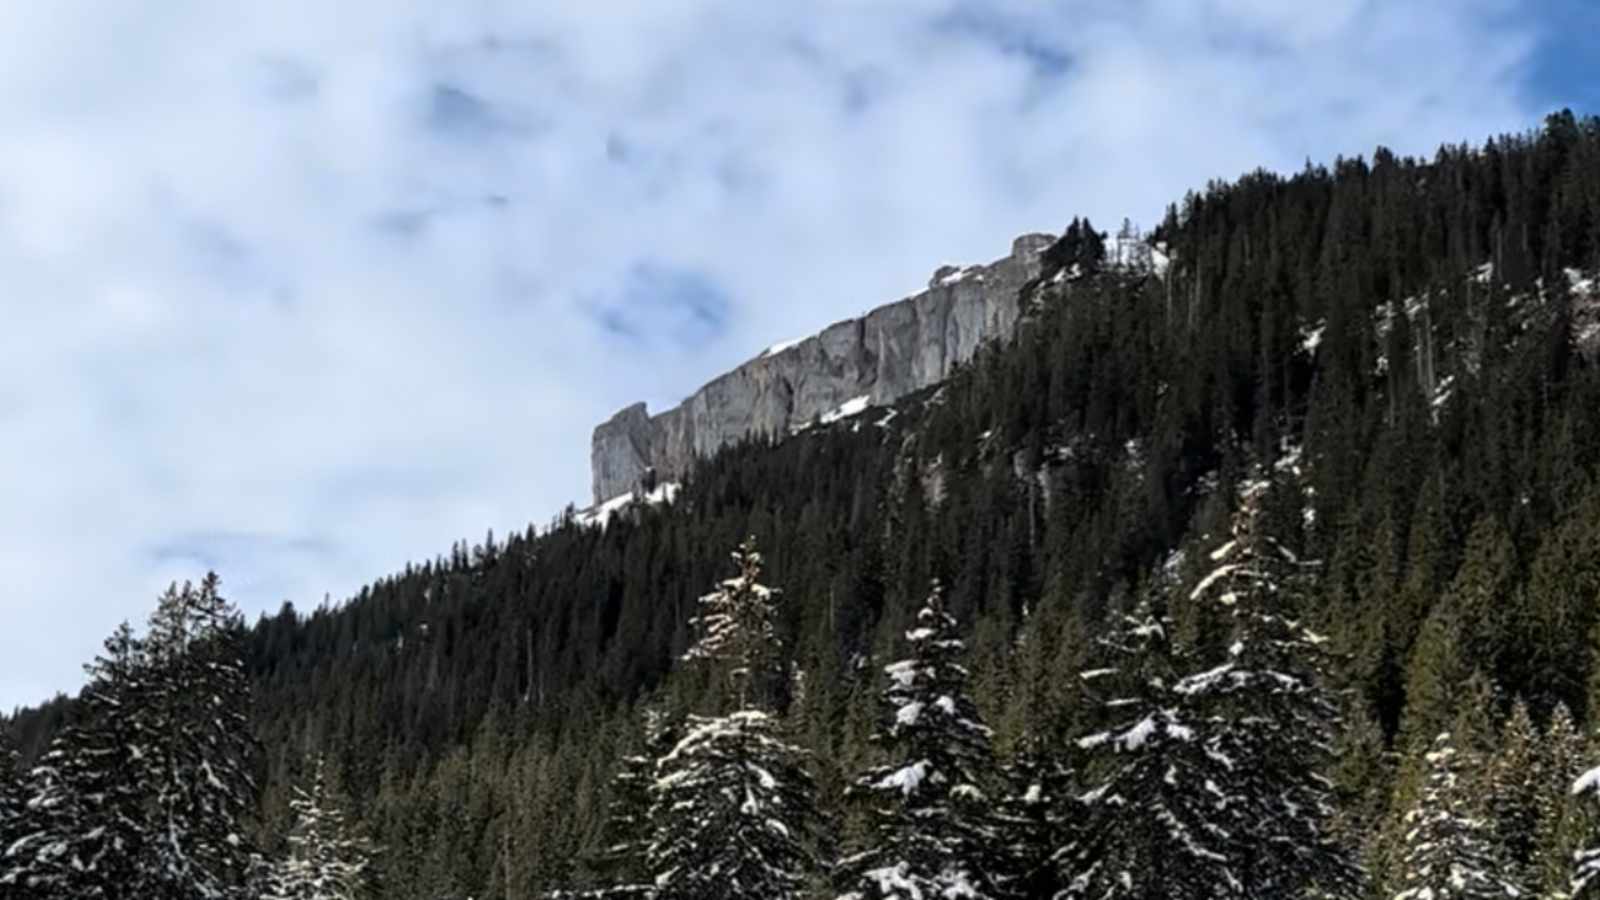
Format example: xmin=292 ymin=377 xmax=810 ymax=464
xmin=6 ymin=111 xmax=1600 ymax=900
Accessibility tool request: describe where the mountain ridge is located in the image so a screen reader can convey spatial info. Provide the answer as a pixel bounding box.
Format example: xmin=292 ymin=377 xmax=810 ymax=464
xmin=589 ymin=232 xmax=1058 ymax=504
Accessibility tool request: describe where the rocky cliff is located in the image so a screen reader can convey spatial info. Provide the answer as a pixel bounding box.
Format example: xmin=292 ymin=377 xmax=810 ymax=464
xmin=590 ymin=233 xmax=1057 ymax=504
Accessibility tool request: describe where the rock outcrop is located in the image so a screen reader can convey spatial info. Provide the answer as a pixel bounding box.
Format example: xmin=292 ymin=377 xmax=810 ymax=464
xmin=590 ymin=233 xmax=1056 ymax=504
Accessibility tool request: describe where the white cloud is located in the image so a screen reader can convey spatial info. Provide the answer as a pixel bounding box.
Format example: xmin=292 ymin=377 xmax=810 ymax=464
xmin=0 ymin=0 xmax=1543 ymax=709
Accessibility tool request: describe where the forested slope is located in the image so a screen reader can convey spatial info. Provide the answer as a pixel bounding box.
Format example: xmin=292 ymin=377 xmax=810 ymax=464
xmin=7 ymin=111 xmax=1600 ymax=899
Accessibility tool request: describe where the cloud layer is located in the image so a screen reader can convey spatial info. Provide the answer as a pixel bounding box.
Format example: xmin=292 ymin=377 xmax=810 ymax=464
xmin=0 ymin=0 xmax=1557 ymax=709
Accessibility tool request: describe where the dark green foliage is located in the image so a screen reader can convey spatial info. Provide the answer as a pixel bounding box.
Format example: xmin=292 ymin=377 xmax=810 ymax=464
xmin=584 ymin=708 xmax=676 ymax=894
xmin=1484 ymin=700 xmax=1542 ymax=893
xmin=1542 ymin=705 xmax=1591 ymax=896
xmin=1042 ymin=217 xmax=1108 ymax=278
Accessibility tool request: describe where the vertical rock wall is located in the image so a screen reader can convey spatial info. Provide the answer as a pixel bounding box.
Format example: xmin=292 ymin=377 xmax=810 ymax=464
xmin=589 ymin=233 xmax=1056 ymax=504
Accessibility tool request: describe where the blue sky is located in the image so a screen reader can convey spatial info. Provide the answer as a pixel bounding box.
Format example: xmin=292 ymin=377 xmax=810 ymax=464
xmin=0 ymin=0 xmax=1591 ymax=710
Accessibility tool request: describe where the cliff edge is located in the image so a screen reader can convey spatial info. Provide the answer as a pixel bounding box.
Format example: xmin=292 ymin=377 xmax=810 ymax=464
xmin=590 ymin=232 xmax=1056 ymax=504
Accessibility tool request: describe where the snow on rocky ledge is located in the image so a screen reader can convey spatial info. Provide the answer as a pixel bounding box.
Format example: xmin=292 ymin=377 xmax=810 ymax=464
xmin=760 ymin=336 xmax=806 ymax=358
xmin=820 ymin=395 xmax=872 ymax=425
xmin=575 ymin=482 xmax=681 ymax=529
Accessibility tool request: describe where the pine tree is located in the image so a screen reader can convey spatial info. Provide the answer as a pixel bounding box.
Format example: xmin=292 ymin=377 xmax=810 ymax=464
xmin=994 ymin=734 xmax=1080 ymax=900
xmin=1568 ymin=741 xmax=1600 ymax=900
xmin=1180 ymin=471 xmax=1362 ymax=899
xmin=1329 ymin=706 xmax=1390 ymax=861
xmin=1063 ymin=595 xmax=1240 ymax=900
xmin=0 ymin=746 xmax=83 ymax=899
xmin=142 ymin=574 xmax=260 ymax=898
xmin=0 ymin=728 xmax=25 ymax=900
xmin=1483 ymin=699 xmax=1541 ymax=893
xmin=1401 ymin=599 xmax=1476 ymax=754
xmin=1392 ymin=732 xmax=1515 ymax=900
xmin=1 ymin=623 xmax=155 ymax=900
xmin=585 ymin=708 xmax=675 ymax=898
xmin=646 ymin=711 xmax=822 ymax=900
xmin=647 ymin=539 xmax=823 ymax=900
xmin=683 ymin=538 xmax=785 ymax=712
xmin=265 ymin=756 xmax=376 ymax=900
xmin=1536 ymin=704 xmax=1586 ymax=898
xmin=835 ymin=581 xmax=1003 ymax=900
xmin=1443 ymin=517 xmax=1518 ymax=697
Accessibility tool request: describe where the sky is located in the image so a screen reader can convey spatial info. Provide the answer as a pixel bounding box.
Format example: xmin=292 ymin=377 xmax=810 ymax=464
xmin=0 ymin=0 xmax=1590 ymax=711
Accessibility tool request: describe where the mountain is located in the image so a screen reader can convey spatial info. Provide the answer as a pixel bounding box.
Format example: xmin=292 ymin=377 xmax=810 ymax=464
xmin=7 ymin=111 xmax=1600 ymax=900
xmin=590 ymin=232 xmax=1059 ymax=505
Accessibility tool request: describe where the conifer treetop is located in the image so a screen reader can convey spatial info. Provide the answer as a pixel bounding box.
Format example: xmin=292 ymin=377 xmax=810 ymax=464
xmin=684 ymin=536 xmax=782 ymax=711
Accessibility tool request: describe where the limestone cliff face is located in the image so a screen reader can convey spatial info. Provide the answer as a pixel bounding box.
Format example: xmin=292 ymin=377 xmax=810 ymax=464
xmin=590 ymin=233 xmax=1056 ymax=504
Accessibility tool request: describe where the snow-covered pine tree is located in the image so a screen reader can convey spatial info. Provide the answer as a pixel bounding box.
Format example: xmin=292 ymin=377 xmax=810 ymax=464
xmin=648 ymin=710 xmax=822 ymax=900
xmin=1 ymin=623 xmax=156 ymax=900
xmin=647 ymin=538 xmax=823 ymax=900
xmin=1392 ymin=732 xmax=1516 ymax=900
xmin=265 ymin=756 xmax=375 ymax=900
xmin=0 ymin=748 xmax=81 ymax=899
xmin=683 ymin=537 xmax=784 ymax=711
xmin=1063 ymin=594 xmax=1241 ymax=900
xmin=137 ymin=575 xmax=259 ymax=898
xmin=834 ymin=581 xmax=1003 ymax=900
xmin=994 ymin=733 xmax=1081 ymax=900
xmin=0 ymin=727 xmax=26 ymax=900
xmin=1568 ymin=742 xmax=1600 ymax=900
xmin=1182 ymin=471 xmax=1361 ymax=899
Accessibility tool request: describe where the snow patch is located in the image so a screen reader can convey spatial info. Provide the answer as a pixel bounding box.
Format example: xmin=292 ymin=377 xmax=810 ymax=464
xmin=939 ymin=265 xmax=981 ymax=286
xmin=576 ymin=482 xmax=681 ymax=529
xmin=820 ymin=394 xmax=872 ymax=425
xmin=1574 ymin=765 xmax=1600 ymax=797
xmin=760 ymin=336 xmax=805 ymax=357
xmin=1432 ymin=375 xmax=1456 ymax=410
xmin=1300 ymin=322 xmax=1326 ymax=354
xmin=1189 ymin=563 xmax=1239 ymax=601
xmin=1567 ymin=267 xmax=1595 ymax=295
xmin=876 ymin=760 xmax=929 ymax=795
xmin=1149 ymin=244 xmax=1171 ymax=276
xmin=1274 ymin=442 xmax=1305 ymax=478
xmin=885 ymin=659 xmax=919 ymax=688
